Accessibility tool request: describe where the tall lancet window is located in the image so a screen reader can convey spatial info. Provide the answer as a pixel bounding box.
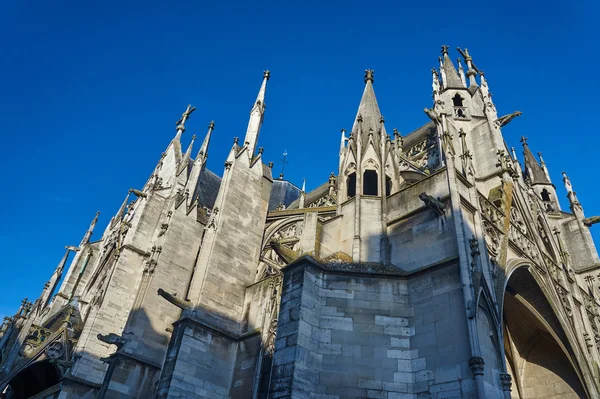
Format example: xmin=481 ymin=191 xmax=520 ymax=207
xmin=347 ymin=173 xmax=356 ymax=198
xmin=363 ymin=170 xmax=378 ymax=196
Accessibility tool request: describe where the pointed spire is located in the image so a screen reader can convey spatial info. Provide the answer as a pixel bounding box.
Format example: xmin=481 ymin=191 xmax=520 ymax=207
xmin=562 ymin=171 xmax=582 ymax=212
xmin=457 ymin=58 xmax=467 ymax=87
xmin=173 ymin=104 xmax=195 ymax=143
xmin=440 ymin=46 xmax=464 ymax=89
xmin=79 ymin=211 xmax=100 ymax=247
xmin=197 ymin=121 xmax=214 ymax=161
xmin=244 ymin=71 xmax=270 ymax=156
xmin=178 ymin=134 xmax=196 ymax=175
xmin=351 ymin=70 xmax=387 ymax=155
xmin=537 ymin=152 xmax=552 ymax=182
xmin=457 ymin=47 xmax=478 ymax=88
xmin=431 ymin=68 xmax=441 ymax=99
xmin=111 ymin=190 xmax=131 ymax=228
xmin=301 ymin=178 xmax=306 ymax=193
xmin=521 ymin=137 xmax=549 ymax=184
xmin=562 ymin=171 xmax=574 ymax=193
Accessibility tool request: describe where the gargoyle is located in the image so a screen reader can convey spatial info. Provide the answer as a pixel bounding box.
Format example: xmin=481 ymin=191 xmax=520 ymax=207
xmin=97 ymin=333 xmax=126 ymax=350
xmin=495 ymin=111 xmax=522 ymax=128
xmin=269 ymin=238 xmax=300 ymax=264
xmin=423 ymin=108 xmax=441 ymax=124
xmin=157 ymin=288 xmax=193 ymax=310
xmin=130 ymin=188 xmax=148 ymax=198
xmin=583 ymin=216 xmax=600 ymax=227
xmin=419 ymin=192 xmax=446 ymax=217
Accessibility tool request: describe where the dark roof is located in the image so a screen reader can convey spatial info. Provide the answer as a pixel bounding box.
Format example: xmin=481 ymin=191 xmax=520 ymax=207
xmin=198 ymin=168 xmax=221 ymax=208
xmin=268 ymin=179 xmax=302 ymax=211
xmin=402 ymin=121 xmax=436 ymax=149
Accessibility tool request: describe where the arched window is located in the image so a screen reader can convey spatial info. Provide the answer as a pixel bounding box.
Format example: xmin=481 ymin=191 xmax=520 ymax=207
xmin=363 ymin=170 xmax=378 ymax=196
xmin=541 ymin=189 xmax=551 ymax=202
xmin=347 ymin=173 xmax=356 ymax=198
xmin=452 ymin=93 xmax=464 ymax=107
xmin=386 ymin=176 xmax=392 ymax=196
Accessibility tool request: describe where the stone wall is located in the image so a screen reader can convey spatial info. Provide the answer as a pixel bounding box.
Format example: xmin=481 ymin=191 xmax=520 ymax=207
xmin=271 ymin=258 xmax=474 ymax=399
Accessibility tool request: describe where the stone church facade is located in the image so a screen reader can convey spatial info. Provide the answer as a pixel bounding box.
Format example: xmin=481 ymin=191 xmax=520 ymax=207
xmin=1 ymin=47 xmax=600 ymax=399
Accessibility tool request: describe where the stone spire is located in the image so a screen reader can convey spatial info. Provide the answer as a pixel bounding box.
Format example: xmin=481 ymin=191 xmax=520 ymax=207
xmin=521 ymin=137 xmax=549 ymax=184
xmin=562 ymin=171 xmax=580 ymax=208
xmin=440 ymin=46 xmax=464 ymax=89
xmin=172 ymin=105 xmax=195 ymax=159
xmin=79 ymin=211 xmax=100 ymax=248
xmin=197 ymin=121 xmax=214 ymax=161
xmin=244 ymin=71 xmax=270 ymax=156
xmin=457 ymin=47 xmax=478 ymax=88
xmin=351 ymin=70 xmax=387 ymax=156
xmin=110 ymin=190 xmax=131 ymax=228
xmin=177 ymin=134 xmax=197 ymax=175
xmin=538 ymin=152 xmax=552 ymax=182
xmin=457 ymin=58 xmax=467 ymax=87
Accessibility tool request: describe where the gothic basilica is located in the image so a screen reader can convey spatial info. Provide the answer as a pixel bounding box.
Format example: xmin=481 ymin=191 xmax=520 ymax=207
xmin=1 ymin=47 xmax=600 ymax=399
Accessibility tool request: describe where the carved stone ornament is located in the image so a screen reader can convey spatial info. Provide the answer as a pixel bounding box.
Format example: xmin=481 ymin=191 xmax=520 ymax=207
xmin=97 ymin=332 xmax=127 ymax=350
xmin=499 ymin=373 xmax=512 ymax=391
xmin=468 ymin=356 xmax=485 ymax=375
xmin=483 ymin=221 xmax=501 ymax=258
xmin=45 ymin=341 xmax=65 ymax=359
xmin=419 ymin=192 xmax=446 ymax=217
xmin=556 ymin=286 xmax=573 ymax=318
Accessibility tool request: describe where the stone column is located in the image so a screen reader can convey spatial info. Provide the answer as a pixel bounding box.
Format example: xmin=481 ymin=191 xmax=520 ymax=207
xmin=469 ymin=356 xmax=485 ymax=399
xmin=500 ymin=373 xmax=512 ymax=399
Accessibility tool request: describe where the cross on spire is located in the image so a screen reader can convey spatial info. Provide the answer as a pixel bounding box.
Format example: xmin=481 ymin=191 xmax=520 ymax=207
xmin=520 ymin=136 xmax=528 ymax=146
xmin=364 ymin=70 xmax=375 ymax=83
xmin=279 ymin=150 xmax=288 ymax=179
xmin=176 ymin=104 xmax=196 ymax=127
xmin=441 ymin=45 xmax=450 ymax=55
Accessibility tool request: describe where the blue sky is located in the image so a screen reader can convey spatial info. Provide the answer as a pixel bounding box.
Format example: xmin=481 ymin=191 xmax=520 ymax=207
xmin=0 ymin=0 xmax=598 ymax=319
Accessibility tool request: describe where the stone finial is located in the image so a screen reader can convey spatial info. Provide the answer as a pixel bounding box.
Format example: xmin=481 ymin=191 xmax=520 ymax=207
xmin=468 ymin=356 xmax=485 ymax=375
xmin=520 ymin=136 xmax=528 ymax=146
xmin=263 ymin=70 xmax=271 ymax=80
xmin=268 ymin=162 xmax=274 ymax=169
xmin=364 ymin=69 xmax=375 ymax=83
xmin=379 ymin=115 xmax=385 ymax=124
xmin=208 ymin=120 xmax=215 ymax=130
xmin=357 ymin=114 xmax=363 ymax=123
xmin=441 ymin=45 xmax=450 ymax=55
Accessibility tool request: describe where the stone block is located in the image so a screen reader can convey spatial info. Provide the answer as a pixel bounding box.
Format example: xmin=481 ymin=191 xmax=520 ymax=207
xmin=391 ymin=337 xmax=410 ymax=348
xmin=375 ymin=315 xmax=409 ymax=327
xmin=383 ymin=381 xmax=408 ymax=393
xmin=434 ymin=364 xmax=461 ymax=384
xmin=429 ymin=381 xmax=460 ymax=393
xmin=367 ymin=389 xmax=387 ymax=399
xmin=320 ymin=316 xmax=353 ymax=331
xmin=358 ymin=379 xmax=384 ymax=389
xmin=414 ymin=370 xmax=435 ymax=382
xmin=387 ymin=349 xmax=418 ymax=359
xmin=393 ymin=371 xmax=413 ymax=383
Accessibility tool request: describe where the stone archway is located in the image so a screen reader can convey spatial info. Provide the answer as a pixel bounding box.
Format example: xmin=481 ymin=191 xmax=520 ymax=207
xmin=3 ymin=360 xmax=62 ymax=399
xmin=503 ymin=267 xmax=587 ymax=398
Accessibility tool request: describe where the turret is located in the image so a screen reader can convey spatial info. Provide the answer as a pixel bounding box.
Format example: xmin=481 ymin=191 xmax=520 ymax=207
xmin=521 ymin=137 xmax=560 ymax=212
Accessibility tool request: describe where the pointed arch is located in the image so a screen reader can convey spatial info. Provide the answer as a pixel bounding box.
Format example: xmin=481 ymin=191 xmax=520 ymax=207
xmin=501 ymin=264 xmax=590 ymax=398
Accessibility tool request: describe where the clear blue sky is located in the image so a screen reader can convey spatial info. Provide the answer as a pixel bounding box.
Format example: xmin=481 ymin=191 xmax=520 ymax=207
xmin=1 ymin=1 xmax=598 ymax=319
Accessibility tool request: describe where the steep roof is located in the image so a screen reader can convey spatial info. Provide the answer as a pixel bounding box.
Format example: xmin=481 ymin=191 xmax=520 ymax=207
xmin=522 ymin=142 xmax=549 ymax=184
